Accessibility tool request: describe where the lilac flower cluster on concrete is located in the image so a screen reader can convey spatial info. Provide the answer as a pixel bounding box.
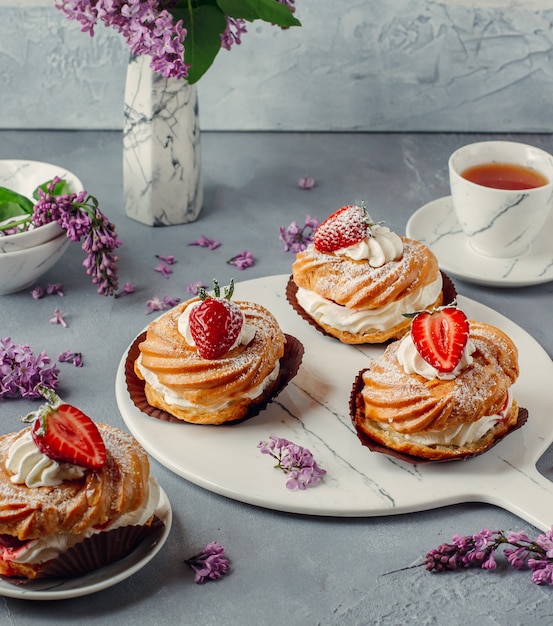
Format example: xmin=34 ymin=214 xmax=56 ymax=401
xmin=227 ymin=250 xmax=254 ymax=270
xmin=185 ymin=541 xmax=230 ymax=584
xmin=258 ymin=435 xmax=326 ymax=490
xmin=279 ymin=215 xmax=319 ymax=253
xmin=58 ymin=351 xmax=84 ymax=367
xmin=31 ymin=283 xmax=64 ymax=300
xmin=0 ymin=337 xmax=59 ymax=399
xmin=33 ymin=177 xmax=122 ymax=296
xmin=425 ymin=527 xmax=553 ymax=585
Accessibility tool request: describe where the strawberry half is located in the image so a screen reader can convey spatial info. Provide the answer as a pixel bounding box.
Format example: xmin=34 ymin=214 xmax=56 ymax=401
xmin=189 ymin=279 xmax=244 ymax=360
xmin=314 ymin=205 xmax=370 ymax=253
xmin=23 ymin=388 xmax=106 ymax=470
xmin=410 ymin=307 xmax=470 ymax=373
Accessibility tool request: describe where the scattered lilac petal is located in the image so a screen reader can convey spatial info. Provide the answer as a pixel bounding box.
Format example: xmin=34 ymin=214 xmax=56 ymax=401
xmin=46 ymin=283 xmax=64 ymax=296
xmin=31 ymin=286 xmax=44 ymax=300
xmin=115 ymin=282 xmax=135 ymax=298
xmin=297 ymin=176 xmax=315 ymax=189
xmin=58 ymin=351 xmax=83 ymax=367
xmin=188 ymin=235 xmax=221 ymax=250
xmin=154 ymin=263 xmax=173 ymax=279
xmin=146 ymin=295 xmax=180 ymax=314
xmin=49 ymin=308 xmax=67 ymax=327
xmin=227 ymin=250 xmax=254 ymax=270
xmin=185 ymin=541 xmax=230 ymax=584
xmin=186 ymin=281 xmax=208 ymax=296
xmin=156 ymin=255 xmax=177 ymax=265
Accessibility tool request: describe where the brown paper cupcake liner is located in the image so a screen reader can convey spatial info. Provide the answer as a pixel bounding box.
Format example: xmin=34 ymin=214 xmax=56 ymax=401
xmin=125 ymin=332 xmax=304 ymax=425
xmin=285 ymin=271 xmax=457 ymax=342
xmin=3 ymin=517 xmax=165 ymax=584
xmin=349 ymin=367 xmax=529 ymax=465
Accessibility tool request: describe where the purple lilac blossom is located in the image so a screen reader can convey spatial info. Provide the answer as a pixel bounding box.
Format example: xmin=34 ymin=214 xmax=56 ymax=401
xmin=188 ymin=235 xmax=221 ymax=250
xmin=425 ymin=527 xmax=553 ymax=585
xmin=33 ymin=177 xmax=122 ymax=296
xmin=227 ymin=250 xmax=254 ymax=270
xmin=55 ymin=1 xmax=189 ymax=79
xmin=258 ymin=435 xmax=326 ymax=490
xmin=279 ymin=214 xmax=319 ymax=253
xmin=0 ymin=337 xmax=59 ymax=398
xmin=297 ymin=176 xmax=315 ymax=189
xmin=156 ymin=254 xmax=177 ymax=265
xmin=185 ymin=541 xmax=230 ymax=584
xmin=58 ymin=351 xmax=84 ymax=367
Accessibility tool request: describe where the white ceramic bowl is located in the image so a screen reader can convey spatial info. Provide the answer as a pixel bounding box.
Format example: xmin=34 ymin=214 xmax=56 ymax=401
xmin=0 ymin=159 xmax=83 ymax=253
xmin=0 ymin=232 xmax=71 ymax=295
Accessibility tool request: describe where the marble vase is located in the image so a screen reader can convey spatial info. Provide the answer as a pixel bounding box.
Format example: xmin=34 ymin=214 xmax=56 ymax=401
xmin=123 ymin=55 xmax=203 ymax=226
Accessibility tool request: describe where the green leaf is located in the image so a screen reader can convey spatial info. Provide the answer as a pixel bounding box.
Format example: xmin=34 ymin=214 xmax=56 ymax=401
xmin=171 ymin=5 xmax=228 ymax=84
xmin=0 ymin=186 xmax=34 ymax=224
xmin=216 ymin=0 xmax=301 ymax=27
xmin=32 ymin=178 xmax=72 ymax=201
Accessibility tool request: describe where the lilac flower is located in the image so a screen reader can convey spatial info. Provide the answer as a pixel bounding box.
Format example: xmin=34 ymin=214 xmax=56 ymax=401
xmin=49 ymin=308 xmax=67 ymax=327
xmin=221 ymin=18 xmax=248 ymax=50
xmin=258 ymin=436 xmax=326 ymax=490
xmin=424 ymin=526 xmax=553 ymax=585
xmin=0 ymin=337 xmax=59 ymax=398
xmin=146 ymin=295 xmax=180 ymax=314
xmin=185 ymin=541 xmax=230 ymax=584
xmin=156 ymin=255 xmax=177 ymax=265
xmin=115 ymin=282 xmax=135 ymax=299
xmin=186 ymin=280 xmax=207 ymax=296
xmin=279 ymin=215 xmax=319 ymax=253
xmin=33 ymin=177 xmax=122 ymax=296
xmin=31 ymin=286 xmax=44 ymax=300
xmin=58 ymin=351 xmax=83 ymax=367
xmin=154 ymin=263 xmax=173 ymax=279
xmin=188 ymin=235 xmax=221 ymax=250
xmin=297 ymin=176 xmax=315 ymax=189
xmin=227 ymin=250 xmax=254 ymax=270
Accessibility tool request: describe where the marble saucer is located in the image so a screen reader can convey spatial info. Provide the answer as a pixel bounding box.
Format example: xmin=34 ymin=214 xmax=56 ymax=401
xmin=406 ymin=196 xmax=553 ymax=287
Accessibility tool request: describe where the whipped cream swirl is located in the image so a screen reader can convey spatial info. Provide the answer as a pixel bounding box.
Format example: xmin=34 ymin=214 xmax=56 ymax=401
xmin=334 ymin=220 xmax=403 ymax=267
xmin=177 ymin=300 xmax=256 ymax=349
xmin=397 ymin=333 xmax=476 ymax=380
xmin=6 ymin=431 xmax=86 ymax=487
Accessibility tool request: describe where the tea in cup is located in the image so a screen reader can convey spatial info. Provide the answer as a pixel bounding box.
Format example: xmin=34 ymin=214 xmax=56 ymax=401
xmin=448 ymin=141 xmax=553 ymax=258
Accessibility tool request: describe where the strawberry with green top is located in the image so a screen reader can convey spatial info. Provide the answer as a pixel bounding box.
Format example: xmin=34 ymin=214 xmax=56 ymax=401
xmin=22 ymin=387 xmax=106 ymax=470
xmin=314 ymin=204 xmax=373 ymax=253
xmin=189 ymin=279 xmax=244 ymax=360
xmin=410 ymin=306 xmax=470 ymax=373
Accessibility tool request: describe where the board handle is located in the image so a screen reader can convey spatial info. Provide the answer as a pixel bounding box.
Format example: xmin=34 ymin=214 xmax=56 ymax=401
xmin=482 ymin=465 xmax=553 ymax=531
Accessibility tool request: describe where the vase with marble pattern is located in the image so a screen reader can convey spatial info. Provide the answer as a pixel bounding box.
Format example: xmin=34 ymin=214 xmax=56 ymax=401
xmin=123 ymin=55 xmax=203 ymax=226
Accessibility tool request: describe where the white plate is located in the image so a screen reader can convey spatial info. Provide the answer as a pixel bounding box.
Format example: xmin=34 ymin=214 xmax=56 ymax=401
xmin=406 ymin=195 xmax=553 ymax=287
xmin=116 ymin=275 xmax=553 ymax=530
xmin=0 ymin=487 xmax=172 ymax=600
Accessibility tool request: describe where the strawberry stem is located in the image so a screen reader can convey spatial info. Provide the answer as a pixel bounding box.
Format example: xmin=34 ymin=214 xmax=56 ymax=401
xmin=20 ymin=386 xmax=62 ymax=425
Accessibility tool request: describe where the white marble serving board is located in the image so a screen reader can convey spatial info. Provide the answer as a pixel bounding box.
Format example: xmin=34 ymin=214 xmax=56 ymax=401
xmin=116 ymin=274 xmax=553 ymax=530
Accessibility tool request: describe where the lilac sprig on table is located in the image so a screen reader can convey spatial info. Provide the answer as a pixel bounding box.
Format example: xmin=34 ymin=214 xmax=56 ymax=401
xmin=0 ymin=337 xmax=59 ymax=399
xmin=258 ymin=435 xmax=326 ymax=490
xmin=425 ymin=527 xmax=553 ymax=585
xmin=33 ymin=177 xmax=122 ymax=296
xmin=185 ymin=541 xmax=230 ymax=584
xmin=279 ymin=215 xmax=319 ymax=253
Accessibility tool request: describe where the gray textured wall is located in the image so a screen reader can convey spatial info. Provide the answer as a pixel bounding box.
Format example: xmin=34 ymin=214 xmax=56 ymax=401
xmin=2 ymin=0 xmax=553 ymax=132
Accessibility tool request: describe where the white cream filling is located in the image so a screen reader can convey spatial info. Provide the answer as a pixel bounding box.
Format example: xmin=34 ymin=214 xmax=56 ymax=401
xmin=334 ymin=224 xmax=403 ymax=266
xmin=295 ymin=274 xmax=443 ymax=333
xmin=397 ymin=333 xmax=476 ymax=381
xmin=385 ymin=390 xmax=513 ymax=447
xmin=136 ymin=356 xmax=280 ymax=410
xmin=6 ymin=431 xmax=86 ymax=487
xmin=9 ymin=478 xmax=161 ymax=565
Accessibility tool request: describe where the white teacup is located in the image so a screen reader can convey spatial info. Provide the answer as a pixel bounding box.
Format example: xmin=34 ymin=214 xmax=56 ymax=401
xmin=448 ymin=141 xmax=553 ymax=258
